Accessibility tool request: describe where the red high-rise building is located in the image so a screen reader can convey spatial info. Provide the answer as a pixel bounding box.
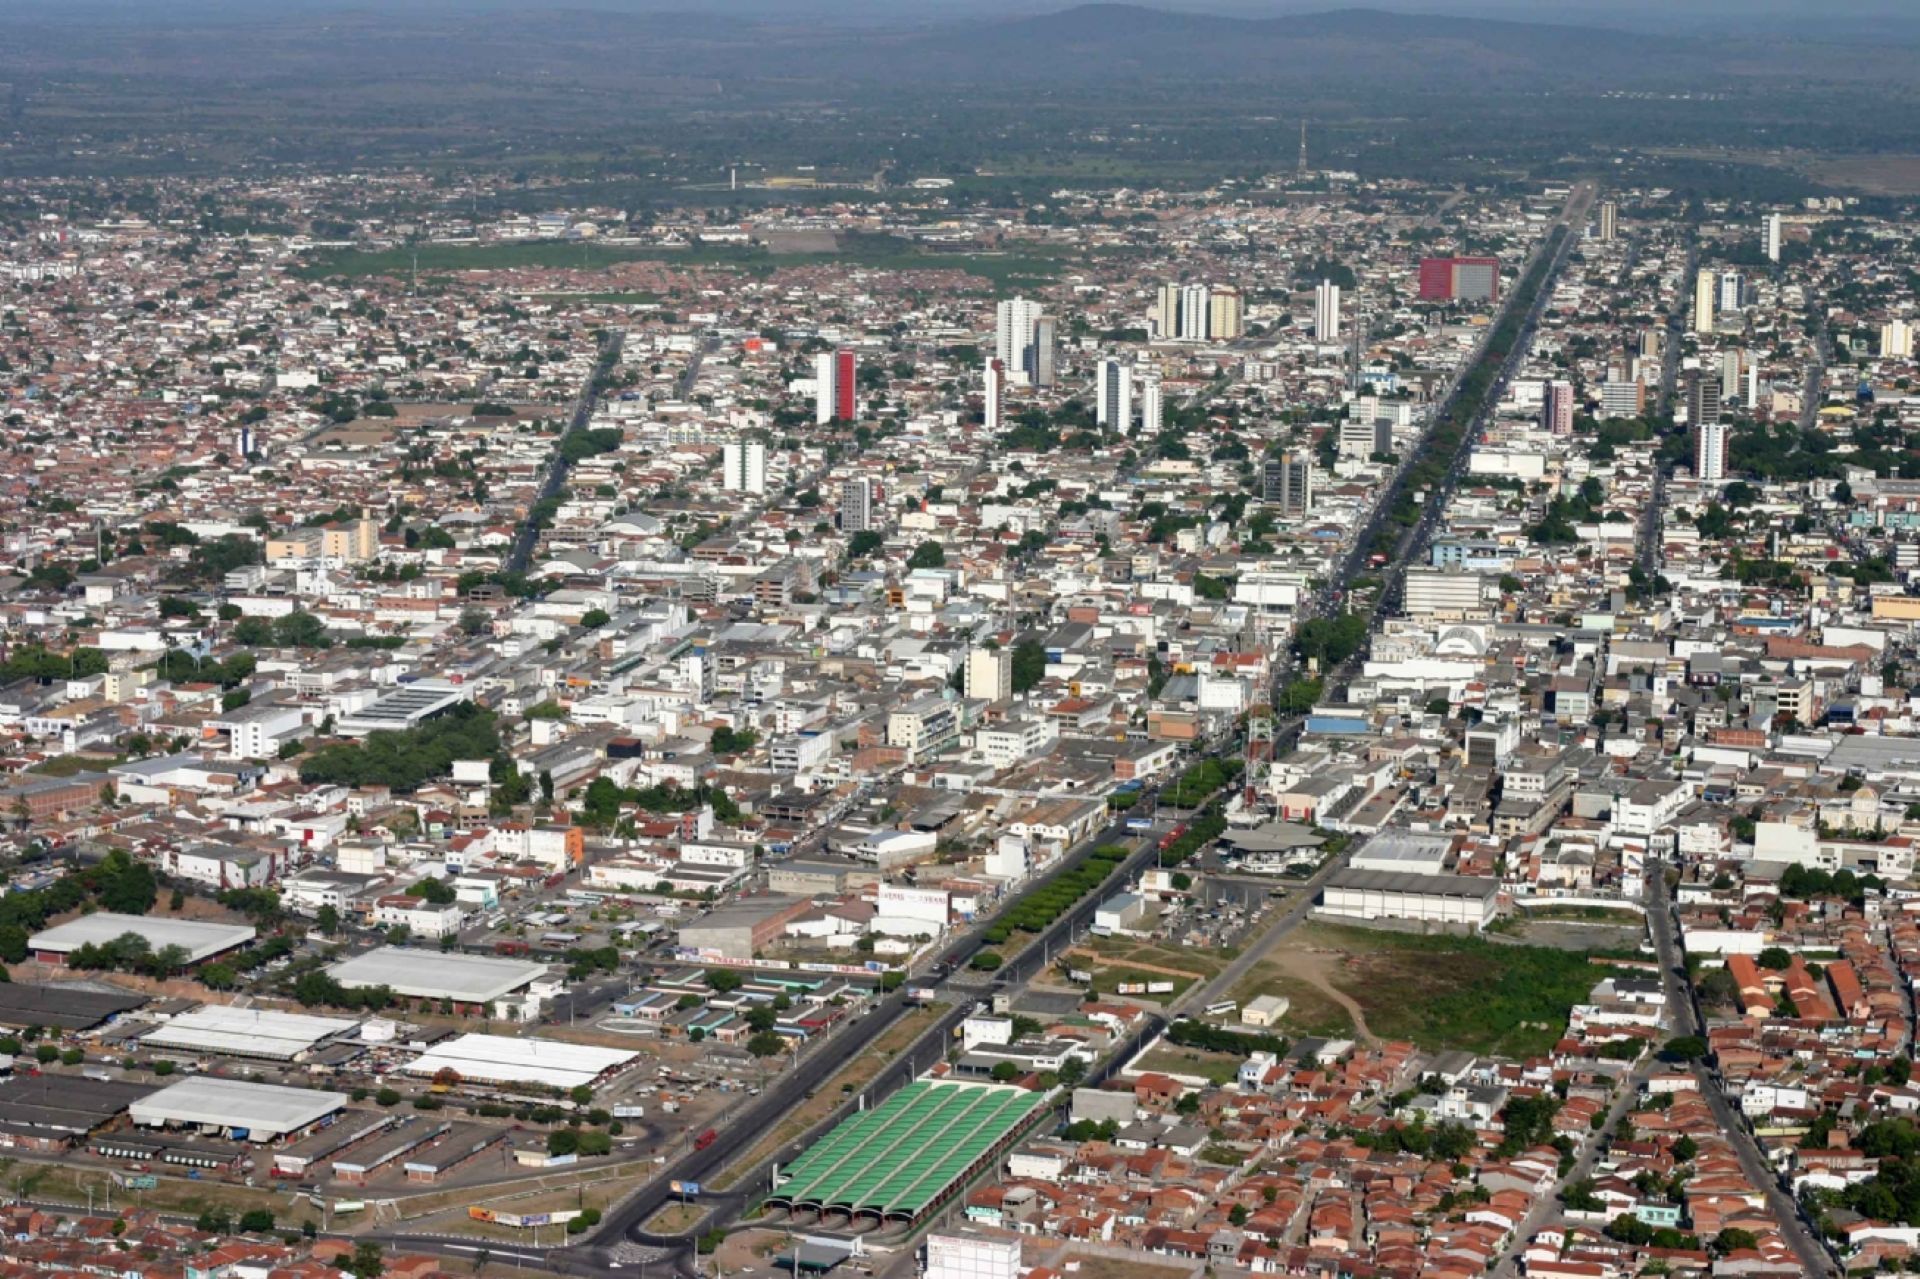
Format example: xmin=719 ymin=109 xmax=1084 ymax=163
xmin=834 ymin=349 xmax=856 ymax=423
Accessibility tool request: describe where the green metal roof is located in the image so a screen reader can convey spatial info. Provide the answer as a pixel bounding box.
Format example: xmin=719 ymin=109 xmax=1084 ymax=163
xmin=771 ymin=1081 xmax=1046 ymax=1219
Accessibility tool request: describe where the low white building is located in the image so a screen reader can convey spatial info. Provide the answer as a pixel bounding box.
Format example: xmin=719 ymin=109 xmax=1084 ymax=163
xmin=1318 ymin=869 xmax=1499 ymax=930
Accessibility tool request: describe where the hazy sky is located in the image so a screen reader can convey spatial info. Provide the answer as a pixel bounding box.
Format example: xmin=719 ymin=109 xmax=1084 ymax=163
xmin=10 ymin=0 xmax=1915 ymax=38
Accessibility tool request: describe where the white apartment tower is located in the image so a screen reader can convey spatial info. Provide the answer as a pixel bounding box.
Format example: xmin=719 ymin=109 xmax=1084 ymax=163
xmin=1694 ymin=418 xmax=1729 ymax=483
xmin=1597 ymin=200 xmax=1618 ymax=243
xmin=1139 ymin=373 xmax=1164 ymax=436
xmin=1765 ymin=212 xmax=1783 ymax=263
xmin=840 ymin=477 xmax=876 ymax=534
xmin=1096 ymin=358 xmax=1133 ymax=432
xmin=1314 ymin=279 xmax=1342 ymax=342
xmin=721 ymin=440 xmax=766 ymax=495
xmin=964 ymin=647 xmax=1013 ymax=702
xmin=994 ymin=298 xmax=1044 ymax=387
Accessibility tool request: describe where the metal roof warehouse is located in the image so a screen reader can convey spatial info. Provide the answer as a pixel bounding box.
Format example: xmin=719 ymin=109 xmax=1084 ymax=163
xmin=129 ymin=1076 xmax=348 ymax=1142
xmin=326 ymin=947 xmax=549 ymax=1004
xmin=29 ymin=913 xmax=256 ymax=966
xmin=140 ymin=1006 xmax=362 ymax=1061
xmin=402 ymin=1032 xmax=639 ymax=1090
xmin=768 ymin=1081 xmax=1047 ymax=1224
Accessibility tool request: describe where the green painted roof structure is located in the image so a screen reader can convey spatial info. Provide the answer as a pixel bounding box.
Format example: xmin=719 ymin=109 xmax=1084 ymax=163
xmin=771 ymin=1081 xmax=1046 ymax=1218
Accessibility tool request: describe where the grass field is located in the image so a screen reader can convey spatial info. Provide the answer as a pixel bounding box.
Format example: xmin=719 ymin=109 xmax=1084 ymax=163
xmin=709 ymin=1005 xmax=943 ymax=1191
xmin=1231 ymin=922 xmax=1617 ymax=1058
xmin=5 ymin=1159 xmax=288 ymax=1222
xmin=296 ymin=235 xmax=1085 ymax=287
xmin=28 ymin=754 xmax=124 ymax=777
xmin=643 ymin=1202 xmax=709 ymax=1234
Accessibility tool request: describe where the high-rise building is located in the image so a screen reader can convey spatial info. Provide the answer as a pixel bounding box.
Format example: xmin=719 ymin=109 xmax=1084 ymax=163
xmin=1178 ymin=283 xmax=1211 ymax=340
xmin=1263 ymin=451 xmax=1313 ymax=519
xmin=1314 ymin=279 xmax=1342 ymax=341
xmin=1139 ymin=373 xmax=1164 ymax=436
xmin=1717 ymin=270 xmax=1746 ymax=315
xmin=1597 ymin=201 xmax=1618 ymax=244
xmin=834 ymin=348 xmax=857 ymax=423
xmin=1418 ymin=257 xmax=1500 ymax=303
xmin=1720 ymin=350 xmax=1745 ymax=405
xmin=1208 ymin=287 xmax=1244 ymax=341
xmin=1694 ymin=417 xmax=1729 ymax=483
xmin=1764 ymin=212 xmax=1783 ymax=263
xmin=1744 ymin=362 xmax=1761 ymax=409
xmin=1883 ymin=318 xmax=1914 ymax=359
xmin=964 ymin=646 xmax=1013 ymax=702
xmin=983 ymin=359 xmax=1006 ymax=432
xmin=994 ymin=298 xmax=1044 ymax=387
xmin=1687 ymin=372 xmax=1722 ymax=429
xmin=1153 ymin=284 xmax=1182 ymax=339
xmin=1692 ymin=269 xmax=1716 ymax=335
xmin=839 ymin=477 xmax=876 ymax=534
xmin=812 ymin=351 xmax=837 ymax=425
xmin=1031 ymin=317 xmax=1057 ymax=388
xmin=1096 ymin=358 xmax=1133 ymax=431
xmin=1599 ymin=379 xmax=1645 ymax=420
xmin=1542 ymin=380 xmax=1575 ymax=436
xmin=721 ymin=440 xmax=766 ymax=494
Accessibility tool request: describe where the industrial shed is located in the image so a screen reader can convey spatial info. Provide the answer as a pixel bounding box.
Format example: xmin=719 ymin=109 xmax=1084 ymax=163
xmin=1318 ymin=868 xmax=1501 ymax=931
xmin=140 ymin=1006 xmax=362 ymax=1062
xmin=402 ymin=1033 xmax=639 ymax=1091
xmin=29 ymin=913 xmax=255 ymax=966
xmin=769 ymin=1082 xmax=1046 ymax=1225
xmin=129 ymin=1076 xmax=348 ymax=1142
xmin=326 ymin=947 xmax=548 ymax=1007
xmin=0 ymin=983 xmax=145 ymax=1030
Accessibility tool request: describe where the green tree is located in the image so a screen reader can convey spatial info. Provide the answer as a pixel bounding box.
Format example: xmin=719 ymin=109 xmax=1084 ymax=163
xmin=580 ymin=608 xmax=611 ymax=630
xmin=238 ymin=1209 xmax=275 ymax=1233
xmin=1010 ymin=640 xmax=1046 ymax=693
xmin=748 ymin=1031 xmax=786 ymax=1057
xmin=907 ymin=541 xmax=946 ymax=570
xmin=347 ymin=1241 xmax=385 ymax=1279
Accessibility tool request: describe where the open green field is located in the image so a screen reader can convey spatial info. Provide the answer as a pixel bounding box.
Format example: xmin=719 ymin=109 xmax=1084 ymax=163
xmin=1231 ymin=921 xmax=1617 ymax=1058
xmin=295 ymin=235 xmax=1086 ymax=286
xmin=1137 ymin=1045 xmax=1243 ymax=1086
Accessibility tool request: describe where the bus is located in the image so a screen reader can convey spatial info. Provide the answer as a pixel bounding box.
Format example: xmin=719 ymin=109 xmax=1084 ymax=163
xmin=1204 ymin=1000 xmax=1239 ymax=1018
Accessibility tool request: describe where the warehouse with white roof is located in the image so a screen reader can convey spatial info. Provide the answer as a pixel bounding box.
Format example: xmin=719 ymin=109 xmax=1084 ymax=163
xmin=129 ymin=1076 xmax=348 ymax=1142
xmin=403 ymin=1033 xmax=639 ymax=1091
xmin=141 ymin=1006 xmax=361 ymax=1062
xmin=30 ymin=913 xmax=256 ymax=966
xmin=326 ymin=947 xmax=549 ymax=1009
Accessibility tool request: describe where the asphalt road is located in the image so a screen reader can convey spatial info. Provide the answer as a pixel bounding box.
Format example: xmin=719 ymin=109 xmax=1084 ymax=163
xmin=504 ymin=331 xmax=625 ymax=575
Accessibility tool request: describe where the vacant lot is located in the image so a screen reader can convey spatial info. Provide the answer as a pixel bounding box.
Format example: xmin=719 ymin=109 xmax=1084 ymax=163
xmin=1230 ymin=921 xmax=1616 ymax=1058
xmin=1075 ymin=938 xmax=1232 ymax=1000
xmin=1137 ymin=1045 xmax=1243 ymax=1086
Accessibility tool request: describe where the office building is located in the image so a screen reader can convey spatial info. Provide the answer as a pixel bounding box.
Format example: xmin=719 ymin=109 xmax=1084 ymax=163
xmin=1263 ymin=451 xmax=1313 ymax=519
xmin=1599 ymin=379 xmax=1644 ymax=420
xmin=994 ymin=298 xmax=1044 ymax=387
xmin=1314 ymin=279 xmax=1342 ymax=341
xmin=1417 ymin=256 xmax=1500 ymax=303
xmin=1692 ymin=269 xmax=1716 ymax=335
xmin=1404 ymin=567 xmax=1487 ymax=620
xmin=1139 ymin=373 xmax=1164 ymax=436
xmin=1717 ymin=270 xmax=1746 ymax=315
xmin=965 ymin=647 xmax=1013 ymax=702
xmin=1597 ymin=200 xmax=1618 ymax=243
xmin=1096 ymin=358 xmax=1132 ymax=432
xmin=1694 ymin=417 xmax=1729 ymax=483
xmin=840 ymin=477 xmax=876 ymax=534
xmin=1765 ymin=212 xmax=1783 ymax=263
xmin=983 ymin=358 xmax=1006 ymax=432
xmin=1541 ymin=380 xmax=1575 ymax=436
xmin=1883 ymin=318 xmax=1914 ymax=359
xmin=721 ymin=441 xmax=766 ymax=495
xmin=1208 ymin=286 xmax=1244 ymax=340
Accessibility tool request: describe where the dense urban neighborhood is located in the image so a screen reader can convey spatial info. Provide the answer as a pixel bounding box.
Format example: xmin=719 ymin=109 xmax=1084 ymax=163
xmin=1 ymin=92 xmax=1919 ymax=1279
